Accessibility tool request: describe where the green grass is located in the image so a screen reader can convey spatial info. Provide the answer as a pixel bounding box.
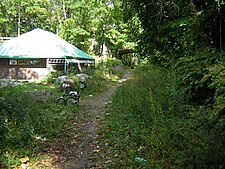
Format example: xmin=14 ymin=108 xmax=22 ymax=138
xmin=0 ymin=82 xmax=77 ymax=168
xmin=98 ymin=64 xmax=225 ymax=168
xmin=0 ymin=58 xmax=128 ymax=168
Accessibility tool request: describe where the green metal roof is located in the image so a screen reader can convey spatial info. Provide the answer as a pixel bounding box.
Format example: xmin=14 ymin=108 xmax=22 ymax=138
xmin=0 ymin=28 xmax=94 ymax=60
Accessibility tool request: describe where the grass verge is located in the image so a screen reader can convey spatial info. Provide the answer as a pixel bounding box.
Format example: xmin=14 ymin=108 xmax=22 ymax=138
xmin=98 ymin=64 xmax=225 ymax=168
xmin=0 ymin=58 xmax=128 ymax=168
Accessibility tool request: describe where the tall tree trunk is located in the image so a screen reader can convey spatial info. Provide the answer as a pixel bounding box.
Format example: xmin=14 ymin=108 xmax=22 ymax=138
xmin=18 ymin=10 xmax=20 ymax=36
xmin=17 ymin=3 xmax=21 ymax=36
xmin=62 ymin=0 xmax=67 ymax=19
xmin=219 ymin=6 xmax=222 ymax=51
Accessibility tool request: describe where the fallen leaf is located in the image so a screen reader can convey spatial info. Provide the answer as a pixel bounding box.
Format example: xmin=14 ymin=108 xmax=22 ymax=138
xmin=93 ymin=149 xmax=100 ymax=153
xmin=20 ymin=157 xmax=29 ymax=164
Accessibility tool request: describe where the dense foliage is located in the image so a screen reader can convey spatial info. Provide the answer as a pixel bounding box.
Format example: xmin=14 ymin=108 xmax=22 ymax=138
xmin=1 ymin=0 xmax=225 ymax=106
xmin=123 ymin=0 xmax=225 ymax=53
xmin=0 ymin=0 xmax=141 ymax=62
xmin=0 ymin=82 xmax=80 ymax=167
xmin=99 ymin=64 xmax=225 ymax=168
xmin=0 ymin=59 xmax=126 ymax=168
xmin=2 ymin=0 xmax=225 ymax=168
xmin=122 ymin=0 xmax=225 ymax=108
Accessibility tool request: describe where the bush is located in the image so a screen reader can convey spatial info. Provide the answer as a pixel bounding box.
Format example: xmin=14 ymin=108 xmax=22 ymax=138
xmin=0 ymin=83 xmax=78 ymax=168
xmin=0 ymin=64 xmax=122 ymax=168
xmin=172 ymin=48 xmax=222 ymax=105
xmin=99 ymin=64 xmax=225 ymax=168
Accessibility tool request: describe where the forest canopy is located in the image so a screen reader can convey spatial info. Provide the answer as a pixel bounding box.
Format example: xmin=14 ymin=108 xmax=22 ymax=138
xmin=2 ymin=1 xmax=225 ymax=168
xmin=1 ymin=0 xmax=225 ymax=106
xmin=0 ymin=0 xmax=141 ymax=61
xmin=121 ymin=0 xmax=225 ymax=107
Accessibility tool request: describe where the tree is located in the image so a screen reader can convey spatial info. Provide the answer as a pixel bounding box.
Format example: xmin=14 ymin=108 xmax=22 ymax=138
xmin=0 ymin=0 xmax=52 ymax=37
xmin=0 ymin=0 xmax=140 ymax=62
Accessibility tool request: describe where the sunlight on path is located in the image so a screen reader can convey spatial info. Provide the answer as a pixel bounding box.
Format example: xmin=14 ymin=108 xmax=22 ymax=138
xmin=61 ymin=71 xmax=132 ymax=169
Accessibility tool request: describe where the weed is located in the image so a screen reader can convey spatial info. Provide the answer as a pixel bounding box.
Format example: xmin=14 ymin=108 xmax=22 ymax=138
xmin=98 ymin=64 xmax=225 ymax=168
xmin=0 ymin=58 xmax=128 ymax=168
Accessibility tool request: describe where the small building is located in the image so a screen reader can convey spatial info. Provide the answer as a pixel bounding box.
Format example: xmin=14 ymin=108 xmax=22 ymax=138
xmin=0 ymin=28 xmax=95 ymax=81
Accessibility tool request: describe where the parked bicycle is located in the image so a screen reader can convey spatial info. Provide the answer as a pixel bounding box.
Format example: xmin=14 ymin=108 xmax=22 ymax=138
xmin=56 ymin=74 xmax=92 ymax=106
xmin=56 ymin=75 xmax=91 ymax=105
xmin=56 ymin=81 xmax=81 ymax=105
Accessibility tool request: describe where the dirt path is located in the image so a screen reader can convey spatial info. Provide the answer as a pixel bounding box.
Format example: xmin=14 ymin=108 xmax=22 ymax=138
xmin=49 ymin=71 xmax=132 ymax=169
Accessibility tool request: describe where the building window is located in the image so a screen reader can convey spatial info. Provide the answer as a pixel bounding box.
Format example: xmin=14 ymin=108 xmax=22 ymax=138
xmin=9 ymin=59 xmax=41 ymax=66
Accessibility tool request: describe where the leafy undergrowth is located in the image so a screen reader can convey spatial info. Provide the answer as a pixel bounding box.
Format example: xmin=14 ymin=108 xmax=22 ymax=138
xmin=98 ymin=64 xmax=225 ymax=168
xmin=0 ymin=58 xmax=128 ymax=168
xmin=0 ymin=82 xmax=78 ymax=168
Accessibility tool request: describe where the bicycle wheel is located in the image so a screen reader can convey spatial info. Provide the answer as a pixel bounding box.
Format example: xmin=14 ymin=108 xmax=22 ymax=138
xmin=66 ymin=97 xmax=79 ymax=105
xmin=56 ymin=97 xmax=66 ymax=105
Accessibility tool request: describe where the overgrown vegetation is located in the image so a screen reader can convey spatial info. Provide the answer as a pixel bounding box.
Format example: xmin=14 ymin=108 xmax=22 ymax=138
xmin=99 ymin=64 xmax=225 ymax=168
xmin=0 ymin=59 xmax=126 ymax=168
xmin=121 ymin=0 xmax=225 ymax=128
xmin=0 ymin=83 xmax=74 ymax=168
xmin=2 ymin=0 xmax=225 ymax=168
xmin=0 ymin=0 xmax=140 ymax=59
xmin=163 ymin=46 xmax=225 ymax=114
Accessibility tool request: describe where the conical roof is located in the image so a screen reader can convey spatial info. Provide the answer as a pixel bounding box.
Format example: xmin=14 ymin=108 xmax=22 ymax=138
xmin=0 ymin=28 xmax=94 ymax=60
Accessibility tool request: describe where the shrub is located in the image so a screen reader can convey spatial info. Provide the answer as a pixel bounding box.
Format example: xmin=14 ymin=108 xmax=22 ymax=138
xmin=0 ymin=82 xmax=78 ymax=168
xmin=99 ymin=64 xmax=225 ymax=168
xmin=172 ymin=48 xmax=222 ymax=105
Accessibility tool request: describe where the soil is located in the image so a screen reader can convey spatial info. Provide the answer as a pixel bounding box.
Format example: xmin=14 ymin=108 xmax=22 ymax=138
xmin=43 ymin=71 xmax=132 ymax=169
